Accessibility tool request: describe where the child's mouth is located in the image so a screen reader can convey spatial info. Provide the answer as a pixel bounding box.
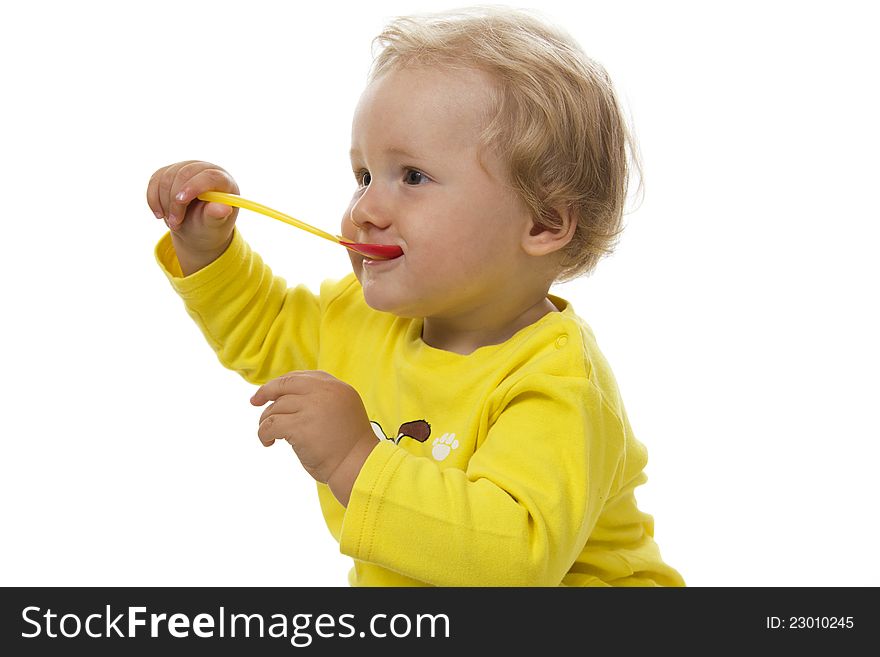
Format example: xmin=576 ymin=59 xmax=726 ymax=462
xmin=362 ymin=251 xmax=404 ymax=268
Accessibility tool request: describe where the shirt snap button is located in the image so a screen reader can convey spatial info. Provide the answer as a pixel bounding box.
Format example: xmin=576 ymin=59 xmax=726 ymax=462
xmin=555 ymin=334 xmax=569 ymax=348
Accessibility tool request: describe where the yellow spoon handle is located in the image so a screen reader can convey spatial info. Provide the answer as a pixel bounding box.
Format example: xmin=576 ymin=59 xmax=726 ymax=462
xmin=197 ymin=191 xmax=340 ymax=245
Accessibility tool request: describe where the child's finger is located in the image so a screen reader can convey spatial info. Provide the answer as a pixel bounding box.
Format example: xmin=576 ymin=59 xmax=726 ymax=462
xmin=250 ymin=372 xmax=311 ymax=405
xmin=257 ymin=415 xmax=292 ymax=447
xmin=156 ymin=162 xmax=193 ymax=228
xmin=257 ymin=396 xmax=300 ymax=424
xmin=146 ymin=171 xmax=165 ymax=220
xmin=152 ymin=166 xmax=178 ymax=221
xmin=173 ymin=162 xmax=228 ymax=191
xmin=257 ymin=425 xmax=277 ymax=447
xmin=203 ymin=201 xmax=235 ymax=220
xmin=166 ymin=163 xmax=203 ymax=228
xmin=173 ymin=167 xmax=239 ymax=225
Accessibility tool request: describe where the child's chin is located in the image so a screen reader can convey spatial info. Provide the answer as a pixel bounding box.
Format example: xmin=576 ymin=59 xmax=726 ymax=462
xmin=360 ymin=286 xmax=418 ymax=318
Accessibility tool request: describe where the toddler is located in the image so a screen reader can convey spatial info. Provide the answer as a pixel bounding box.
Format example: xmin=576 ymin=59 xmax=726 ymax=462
xmin=147 ymin=6 xmax=684 ymax=586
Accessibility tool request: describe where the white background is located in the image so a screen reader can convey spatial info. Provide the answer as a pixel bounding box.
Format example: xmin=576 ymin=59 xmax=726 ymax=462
xmin=1 ymin=0 xmax=877 ymax=587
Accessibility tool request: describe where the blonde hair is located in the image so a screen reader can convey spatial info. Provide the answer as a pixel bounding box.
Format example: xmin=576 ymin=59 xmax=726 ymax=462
xmin=370 ymin=6 xmax=641 ymax=281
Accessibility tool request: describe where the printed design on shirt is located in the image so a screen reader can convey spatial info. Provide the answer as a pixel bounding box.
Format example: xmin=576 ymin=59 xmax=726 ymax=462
xmin=370 ymin=419 xmax=431 ymax=445
xmin=371 ymin=419 xmax=456 ymax=461
xmin=431 ymin=433 xmax=459 ymax=462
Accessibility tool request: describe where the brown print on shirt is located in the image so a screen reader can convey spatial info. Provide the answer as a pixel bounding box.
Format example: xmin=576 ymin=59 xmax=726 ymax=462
xmin=396 ymin=420 xmax=431 ymax=444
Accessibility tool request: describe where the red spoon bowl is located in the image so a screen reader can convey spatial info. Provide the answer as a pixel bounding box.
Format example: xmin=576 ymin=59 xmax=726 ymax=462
xmin=338 ymin=240 xmax=404 ymax=260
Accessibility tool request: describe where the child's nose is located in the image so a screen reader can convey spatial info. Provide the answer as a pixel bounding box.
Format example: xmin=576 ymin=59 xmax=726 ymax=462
xmin=350 ymin=184 xmax=393 ymax=231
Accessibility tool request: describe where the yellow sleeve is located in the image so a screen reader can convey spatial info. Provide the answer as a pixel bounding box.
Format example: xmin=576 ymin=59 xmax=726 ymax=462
xmin=339 ymin=373 xmax=624 ymax=586
xmin=155 ymin=229 xmax=323 ymax=384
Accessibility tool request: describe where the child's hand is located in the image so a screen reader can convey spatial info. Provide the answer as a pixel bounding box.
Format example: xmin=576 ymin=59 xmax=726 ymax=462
xmin=250 ymin=371 xmax=378 ymax=506
xmin=146 ymin=160 xmax=240 ymax=273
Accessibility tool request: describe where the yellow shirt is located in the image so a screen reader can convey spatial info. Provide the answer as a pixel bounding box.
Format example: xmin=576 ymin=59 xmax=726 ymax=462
xmin=157 ymin=230 xmax=684 ymax=587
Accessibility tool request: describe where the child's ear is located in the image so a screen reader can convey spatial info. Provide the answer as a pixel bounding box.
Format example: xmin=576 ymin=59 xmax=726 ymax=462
xmin=521 ymin=205 xmax=577 ymax=257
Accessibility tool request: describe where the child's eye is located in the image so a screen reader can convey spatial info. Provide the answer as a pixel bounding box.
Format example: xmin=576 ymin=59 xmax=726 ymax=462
xmin=404 ymin=169 xmax=428 ymax=185
xmin=355 ymin=170 xmax=371 ymax=187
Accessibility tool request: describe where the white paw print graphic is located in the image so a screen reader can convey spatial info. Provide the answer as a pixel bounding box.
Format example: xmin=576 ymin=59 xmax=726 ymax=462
xmin=431 ymin=433 xmax=459 ymax=461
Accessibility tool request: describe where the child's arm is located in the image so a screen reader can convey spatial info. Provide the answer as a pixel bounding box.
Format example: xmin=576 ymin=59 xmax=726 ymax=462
xmin=336 ymin=373 xmax=631 ymax=586
xmin=148 ymin=160 xmax=325 ymax=383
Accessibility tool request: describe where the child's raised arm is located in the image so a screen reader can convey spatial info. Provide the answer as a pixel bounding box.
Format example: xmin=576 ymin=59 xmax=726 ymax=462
xmin=146 ymin=160 xmax=240 ymax=275
xmin=150 ymin=159 xmax=328 ymax=385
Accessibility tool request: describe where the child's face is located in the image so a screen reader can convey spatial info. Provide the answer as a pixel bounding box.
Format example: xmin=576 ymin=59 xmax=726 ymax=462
xmin=342 ymin=65 xmax=536 ymax=319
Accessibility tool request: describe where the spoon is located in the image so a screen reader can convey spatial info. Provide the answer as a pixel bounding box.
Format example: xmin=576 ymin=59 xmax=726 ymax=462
xmin=196 ymin=191 xmax=403 ymax=261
